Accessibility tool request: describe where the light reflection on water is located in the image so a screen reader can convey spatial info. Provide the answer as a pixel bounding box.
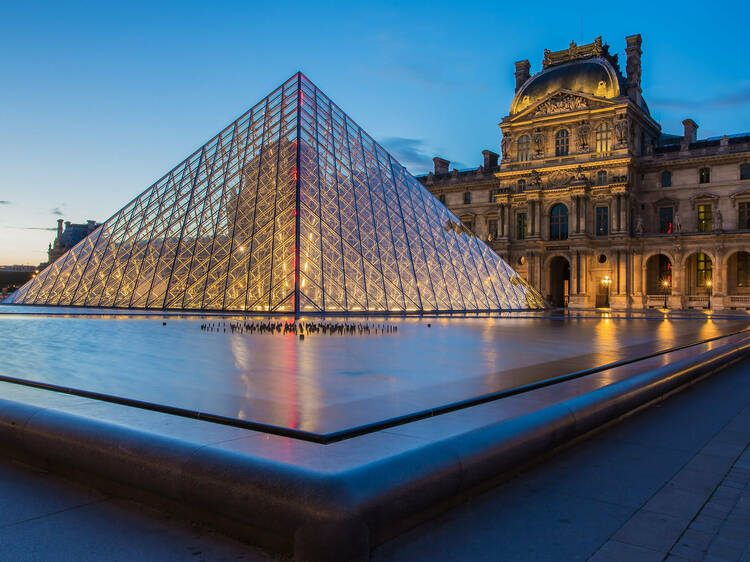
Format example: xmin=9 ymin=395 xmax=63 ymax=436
xmin=0 ymin=306 xmax=747 ymax=434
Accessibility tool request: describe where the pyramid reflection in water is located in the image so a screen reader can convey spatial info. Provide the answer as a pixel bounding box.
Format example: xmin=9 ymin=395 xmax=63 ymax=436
xmin=9 ymin=73 xmax=544 ymax=313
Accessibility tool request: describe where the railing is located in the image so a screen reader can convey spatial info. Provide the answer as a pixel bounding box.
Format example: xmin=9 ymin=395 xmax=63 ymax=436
xmin=646 ymin=295 xmax=669 ymax=307
xmin=728 ymin=296 xmax=750 ymax=308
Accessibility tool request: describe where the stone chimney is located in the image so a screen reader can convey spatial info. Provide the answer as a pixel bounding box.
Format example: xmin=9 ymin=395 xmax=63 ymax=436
xmin=482 ymin=150 xmax=499 ymax=170
xmin=682 ymin=119 xmax=698 ymax=143
xmin=625 ymin=34 xmax=642 ymax=105
xmin=433 ymin=157 xmax=450 ymax=176
xmin=514 ymin=60 xmax=530 ymax=92
xmin=56 ymin=218 xmax=63 ymax=239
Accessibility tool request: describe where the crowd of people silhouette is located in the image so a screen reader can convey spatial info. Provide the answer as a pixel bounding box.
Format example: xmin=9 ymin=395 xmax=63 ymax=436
xmin=199 ymin=320 xmax=398 ymax=337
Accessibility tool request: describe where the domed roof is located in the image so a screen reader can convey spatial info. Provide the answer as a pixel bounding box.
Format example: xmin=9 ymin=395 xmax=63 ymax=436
xmin=510 ymin=57 xmax=623 ymax=115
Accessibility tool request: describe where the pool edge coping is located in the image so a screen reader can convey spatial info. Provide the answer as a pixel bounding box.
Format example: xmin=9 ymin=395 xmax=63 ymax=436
xmin=0 ymin=331 xmax=749 ymax=560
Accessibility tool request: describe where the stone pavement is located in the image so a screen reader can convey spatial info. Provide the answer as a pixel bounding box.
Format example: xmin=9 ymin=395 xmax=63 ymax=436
xmin=1 ymin=358 xmax=750 ymax=560
xmin=374 ymin=357 xmax=750 ymax=562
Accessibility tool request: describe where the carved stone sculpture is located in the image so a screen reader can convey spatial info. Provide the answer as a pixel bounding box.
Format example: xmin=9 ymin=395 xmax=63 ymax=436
xmin=530 ymin=170 xmax=542 ymax=188
xmin=674 ymin=213 xmax=682 ymax=233
xmin=576 ymin=124 xmax=590 ymax=151
xmin=614 ymin=119 xmax=628 ymax=146
xmin=635 ymin=215 xmax=644 ymax=235
xmin=501 ymin=135 xmax=512 ymax=160
xmin=533 ymin=94 xmax=588 ymax=116
xmin=714 ymin=209 xmax=723 ymax=231
xmin=533 ymin=131 xmax=544 ymax=157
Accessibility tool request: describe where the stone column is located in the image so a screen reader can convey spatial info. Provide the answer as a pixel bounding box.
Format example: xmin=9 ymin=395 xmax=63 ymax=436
xmin=503 ymin=205 xmax=513 ymax=238
xmin=580 ymin=199 xmax=587 ymax=234
xmin=620 ymin=195 xmax=627 ymax=234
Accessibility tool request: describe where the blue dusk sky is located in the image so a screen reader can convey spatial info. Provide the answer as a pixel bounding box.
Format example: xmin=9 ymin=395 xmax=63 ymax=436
xmin=1 ymin=0 xmax=749 ymax=264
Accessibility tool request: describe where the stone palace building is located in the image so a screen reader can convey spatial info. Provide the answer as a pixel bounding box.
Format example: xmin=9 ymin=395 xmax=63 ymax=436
xmin=419 ymin=34 xmax=750 ymax=310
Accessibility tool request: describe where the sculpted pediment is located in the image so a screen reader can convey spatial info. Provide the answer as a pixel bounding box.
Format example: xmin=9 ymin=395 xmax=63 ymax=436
xmin=510 ymin=90 xmax=616 ymax=121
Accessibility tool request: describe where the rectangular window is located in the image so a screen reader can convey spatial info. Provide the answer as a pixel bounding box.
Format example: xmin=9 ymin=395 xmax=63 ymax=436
xmin=489 ymin=189 xmax=500 ymax=202
xmin=596 ymin=206 xmax=609 ymax=236
xmin=739 ymin=252 xmax=749 ymax=287
xmin=516 ymin=213 xmax=527 ymax=240
xmin=699 ymin=167 xmax=711 ymax=184
xmin=659 ymin=207 xmax=674 ymax=234
xmin=698 ymin=204 xmax=712 ymax=232
xmin=464 ymin=192 xmax=471 ymax=204
xmin=488 ymin=219 xmax=498 ymax=241
xmin=739 ymin=202 xmax=750 ymax=230
xmin=661 ymin=171 xmax=672 ymax=187
xmin=697 ymin=252 xmax=712 ymax=287
xmin=741 ymin=163 xmax=750 ymax=180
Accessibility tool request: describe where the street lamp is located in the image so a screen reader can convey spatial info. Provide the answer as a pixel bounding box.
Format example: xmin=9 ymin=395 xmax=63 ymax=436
xmin=662 ymin=279 xmax=669 ymax=309
xmin=600 ymin=276 xmax=612 ymax=308
xmin=706 ymin=279 xmax=712 ymax=310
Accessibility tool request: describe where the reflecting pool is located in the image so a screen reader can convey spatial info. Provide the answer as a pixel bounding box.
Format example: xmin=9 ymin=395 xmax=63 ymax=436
xmin=0 ymin=306 xmax=747 ymax=435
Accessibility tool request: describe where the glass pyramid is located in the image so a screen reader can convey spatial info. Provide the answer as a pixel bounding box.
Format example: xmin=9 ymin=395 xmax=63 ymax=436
xmin=8 ymin=73 xmax=544 ymax=313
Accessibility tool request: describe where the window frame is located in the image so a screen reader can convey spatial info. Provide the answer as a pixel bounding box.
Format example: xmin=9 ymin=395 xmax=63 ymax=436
xmin=517 ymin=179 xmax=526 ymax=192
xmin=741 ymin=163 xmax=750 ymax=181
xmin=595 ymin=206 xmax=609 ymax=236
xmin=516 ymin=212 xmax=527 ymax=240
xmin=696 ymin=252 xmax=712 ymax=288
xmin=555 ymin=129 xmax=569 ymax=157
xmin=549 ymin=203 xmax=569 ymax=241
xmin=463 ymin=191 xmax=471 ymax=205
xmin=738 ymin=252 xmax=749 ymax=287
xmin=517 ymin=135 xmax=531 ymax=162
xmin=661 ymin=170 xmax=672 ymax=187
xmin=739 ymin=201 xmax=750 ymax=230
xmin=597 ymin=170 xmax=607 ymax=186
xmin=487 ymin=218 xmax=498 ymax=241
xmin=659 ymin=206 xmax=674 ymax=234
xmin=699 ymin=167 xmax=711 ymax=184
xmin=697 ymin=204 xmax=713 ymax=232
xmin=595 ymin=122 xmax=612 ymax=153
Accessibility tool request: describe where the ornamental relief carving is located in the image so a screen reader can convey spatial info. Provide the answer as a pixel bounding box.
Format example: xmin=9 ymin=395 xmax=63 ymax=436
xmin=532 ymin=94 xmax=589 ymax=116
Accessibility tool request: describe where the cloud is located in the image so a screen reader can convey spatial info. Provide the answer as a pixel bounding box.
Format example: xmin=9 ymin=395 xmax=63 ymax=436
xmin=51 ymin=206 xmax=64 ymax=216
xmin=10 ymin=226 xmax=57 ymax=231
xmin=380 ymin=137 xmax=435 ymax=172
xmin=651 ymin=86 xmax=750 ymax=111
xmin=0 ymin=200 xmax=11 ymax=205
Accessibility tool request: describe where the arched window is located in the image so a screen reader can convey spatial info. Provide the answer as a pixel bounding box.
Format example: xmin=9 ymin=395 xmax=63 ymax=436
xmin=517 ymin=135 xmax=531 ymax=161
xmin=597 ymin=170 xmax=607 ymax=185
xmin=595 ymin=122 xmax=612 ymax=153
xmin=549 ymin=203 xmax=569 ymax=240
xmin=464 ymin=191 xmax=471 ymax=204
xmin=555 ymin=130 xmax=569 ymax=156
xmin=661 ymin=171 xmax=672 ymax=187
xmin=517 ymin=179 xmax=526 ymax=192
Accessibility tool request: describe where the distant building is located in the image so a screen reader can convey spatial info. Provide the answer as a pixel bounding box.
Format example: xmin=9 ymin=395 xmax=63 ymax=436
xmin=47 ymin=218 xmax=100 ymax=264
xmin=420 ymin=34 xmax=750 ymax=310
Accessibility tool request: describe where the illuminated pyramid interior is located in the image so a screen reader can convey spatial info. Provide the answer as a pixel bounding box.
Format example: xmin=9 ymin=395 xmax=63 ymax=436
xmin=8 ymin=73 xmax=544 ymax=313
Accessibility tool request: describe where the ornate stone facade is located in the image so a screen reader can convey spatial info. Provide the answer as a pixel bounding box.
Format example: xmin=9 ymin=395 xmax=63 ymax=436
xmin=419 ymin=35 xmax=750 ymax=310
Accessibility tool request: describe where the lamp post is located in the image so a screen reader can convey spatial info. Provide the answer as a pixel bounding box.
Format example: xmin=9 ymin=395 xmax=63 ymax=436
xmin=706 ymin=279 xmax=712 ymax=310
xmin=601 ymin=276 xmax=612 ymax=308
xmin=662 ymin=279 xmax=669 ymax=309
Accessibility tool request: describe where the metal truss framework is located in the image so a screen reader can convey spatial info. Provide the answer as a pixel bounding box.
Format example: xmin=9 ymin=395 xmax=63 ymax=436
xmin=9 ymin=74 xmax=544 ymax=313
